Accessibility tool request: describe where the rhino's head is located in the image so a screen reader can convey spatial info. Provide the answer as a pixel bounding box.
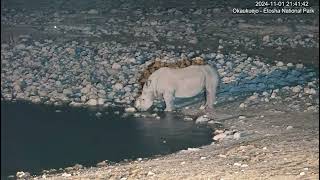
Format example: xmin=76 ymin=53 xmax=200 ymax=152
xmin=135 ymin=80 xmax=154 ymax=111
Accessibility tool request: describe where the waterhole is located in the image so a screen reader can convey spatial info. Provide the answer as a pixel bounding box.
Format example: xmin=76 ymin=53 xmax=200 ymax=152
xmin=1 ymin=101 xmax=212 ymax=177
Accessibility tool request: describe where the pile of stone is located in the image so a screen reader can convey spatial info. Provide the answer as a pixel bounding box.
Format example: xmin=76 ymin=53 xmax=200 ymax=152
xmin=137 ymin=57 xmax=205 ymax=89
xmin=1 ymin=5 xmax=319 ymax=109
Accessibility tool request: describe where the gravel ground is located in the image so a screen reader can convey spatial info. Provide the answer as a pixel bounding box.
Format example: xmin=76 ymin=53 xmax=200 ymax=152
xmin=1 ymin=6 xmax=319 ymax=108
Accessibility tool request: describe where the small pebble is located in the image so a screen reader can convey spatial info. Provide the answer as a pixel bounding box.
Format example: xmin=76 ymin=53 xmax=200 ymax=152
xmin=286 ymin=126 xmax=293 ymax=130
xmin=218 ymin=154 xmax=227 ymax=158
xmin=213 ymin=133 xmax=227 ymax=141
xmin=239 ymin=103 xmax=247 ymax=108
xmin=233 ymin=132 xmax=241 ymax=140
xmin=125 ymin=107 xmax=136 ymax=112
xmin=183 ymin=117 xmax=193 ymax=121
xmin=241 ymin=164 xmax=248 ymax=168
xmin=233 ymin=162 xmax=242 ymax=166
xmin=95 ymin=112 xmax=102 ymax=117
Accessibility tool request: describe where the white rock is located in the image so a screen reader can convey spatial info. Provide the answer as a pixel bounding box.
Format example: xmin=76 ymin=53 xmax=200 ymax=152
xmin=97 ymin=98 xmax=105 ymax=105
xmin=200 ymin=156 xmax=207 ymax=160
xmin=233 ymin=132 xmax=241 ymax=140
xmin=189 ymin=38 xmax=198 ymax=44
xmin=247 ymin=94 xmax=258 ymax=101
xmin=184 ymin=148 xmax=200 ymax=152
xmin=81 ymin=96 xmax=87 ymax=102
xmin=262 ymin=35 xmax=270 ymax=42
xmin=195 ymin=115 xmax=210 ymax=124
xmin=199 ymin=105 xmax=206 ymax=110
xmin=88 ymin=9 xmax=99 ymax=14
xmin=292 ymin=85 xmax=302 ymax=93
xmin=133 ymin=113 xmax=141 ymax=117
xmin=114 ymin=83 xmax=124 ymax=90
xmin=31 ymin=96 xmax=41 ymax=103
xmin=86 ymin=99 xmax=97 ymax=106
xmin=95 ymin=112 xmax=102 ymax=117
xmin=213 ymin=133 xmax=227 ymax=141
xmin=69 ymin=102 xmax=83 ymax=107
xmin=214 ymin=129 xmax=224 ymax=134
xmin=112 ymin=63 xmax=121 ymax=70
xmin=16 ymin=171 xmax=27 ymax=178
xmin=238 ymin=116 xmax=246 ymax=119
xmin=276 ymin=61 xmax=284 ymax=67
xmin=304 ymin=88 xmax=317 ymax=95
xmin=239 ymin=103 xmax=247 ymax=108
xmin=233 ymin=162 xmax=242 ymax=166
xmin=183 ymin=117 xmax=193 ymax=121
xmin=241 ymin=164 xmax=248 ymax=168
xmin=81 ymin=87 xmax=90 ymax=94
xmin=286 ymin=126 xmax=293 ymax=130
xmin=63 ymin=88 xmax=73 ymax=95
xmin=216 ymin=53 xmax=224 ymax=59
xmin=299 ymin=172 xmax=305 ymax=176
xmin=218 ymin=154 xmax=227 ymax=158
xmin=218 ymin=59 xmax=225 ymax=64
xmin=287 ymin=63 xmax=294 ymax=67
xmin=147 ymin=171 xmax=155 ymax=176
xmin=61 ymin=173 xmax=72 ymax=177
xmin=125 ymin=107 xmax=136 ymax=112
xmin=15 ymin=44 xmax=26 ymax=49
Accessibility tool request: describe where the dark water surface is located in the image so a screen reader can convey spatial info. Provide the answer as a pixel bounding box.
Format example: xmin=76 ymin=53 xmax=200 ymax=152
xmin=1 ymin=101 xmax=212 ymax=177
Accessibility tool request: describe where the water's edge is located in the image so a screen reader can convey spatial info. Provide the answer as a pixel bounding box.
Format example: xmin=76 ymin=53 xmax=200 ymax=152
xmin=1 ymin=100 xmax=213 ymax=177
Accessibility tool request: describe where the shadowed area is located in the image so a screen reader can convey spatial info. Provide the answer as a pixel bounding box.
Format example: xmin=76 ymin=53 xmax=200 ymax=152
xmin=1 ymin=101 xmax=212 ymax=177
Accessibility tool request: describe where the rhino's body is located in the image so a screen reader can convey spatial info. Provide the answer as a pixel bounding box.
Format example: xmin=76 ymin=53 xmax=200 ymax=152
xmin=135 ymin=65 xmax=219 ymax=111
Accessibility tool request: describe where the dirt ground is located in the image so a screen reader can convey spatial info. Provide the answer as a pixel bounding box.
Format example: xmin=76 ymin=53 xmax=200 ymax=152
xmin=29 ymin=100 xmax=319 ymax=180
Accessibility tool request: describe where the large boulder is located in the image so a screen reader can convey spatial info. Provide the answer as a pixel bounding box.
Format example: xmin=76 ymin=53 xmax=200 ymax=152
xmin=86 ymin=99 xmax=97 ymax=106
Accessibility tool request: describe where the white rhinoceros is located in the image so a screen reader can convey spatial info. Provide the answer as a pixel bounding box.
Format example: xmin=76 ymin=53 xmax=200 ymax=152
xmin=135 ymin=65 xmax=219 ymax=111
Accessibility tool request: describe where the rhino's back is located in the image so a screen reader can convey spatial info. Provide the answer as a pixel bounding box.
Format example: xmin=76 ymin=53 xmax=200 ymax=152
xmin=152 ymin=65 xmax=209 ymax=78
xmin=151 ymin=65 xmax=212 ymax=97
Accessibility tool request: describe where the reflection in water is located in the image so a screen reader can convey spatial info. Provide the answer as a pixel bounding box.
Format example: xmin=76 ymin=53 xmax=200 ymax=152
xmin=1 ymin=101 xmax=211 ymax=177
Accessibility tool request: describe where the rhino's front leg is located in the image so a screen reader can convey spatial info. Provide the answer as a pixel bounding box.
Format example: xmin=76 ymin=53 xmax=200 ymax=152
xmin=163 ymin=91 xmax=175 ymax=111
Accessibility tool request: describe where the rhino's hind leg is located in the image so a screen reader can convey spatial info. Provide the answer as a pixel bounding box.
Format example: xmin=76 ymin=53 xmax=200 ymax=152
xmin=204 ymin=87 xmax=217 ymax=118
xmin=204 ymin=75 xmax=218 ymax=109
xmin=205 ymin=90 xmax=215 ymax=108
xmin=163 ymin=91 xmax=175 ymax=111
